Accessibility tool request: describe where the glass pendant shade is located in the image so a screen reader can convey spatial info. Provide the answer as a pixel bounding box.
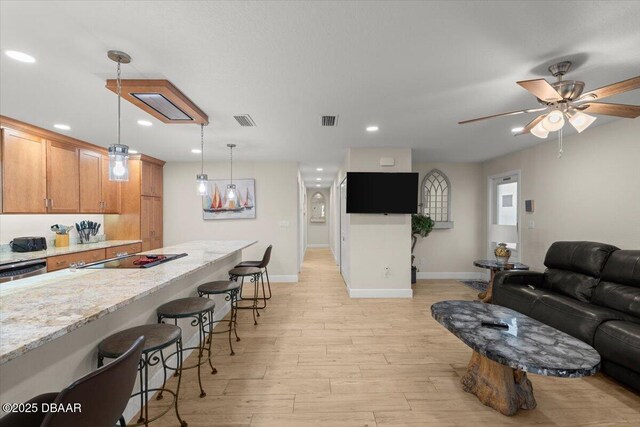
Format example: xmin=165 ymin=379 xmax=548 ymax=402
xmin=568 ymin=111 xmax=597 ymax=133
xmin=225 ymin=184 xmax=238 ymax=208
xmin=530 ymin=121 xmax=549 ymax=139
xmin=196 ymin=174 xmax=209 ymax=196
xmin=541 ymin=110 xmax=565 ymax=132
xmin=108 ymin=144 xmax=129 ymax=181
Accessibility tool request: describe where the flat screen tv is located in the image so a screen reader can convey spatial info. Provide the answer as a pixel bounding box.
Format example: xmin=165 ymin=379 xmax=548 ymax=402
xmin=346 ymin=172 xmax=418 ymax=214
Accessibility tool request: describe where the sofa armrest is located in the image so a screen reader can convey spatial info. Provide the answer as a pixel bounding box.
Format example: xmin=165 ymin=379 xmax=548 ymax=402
xmin=494 ymin=270 xmax=545 ymax=288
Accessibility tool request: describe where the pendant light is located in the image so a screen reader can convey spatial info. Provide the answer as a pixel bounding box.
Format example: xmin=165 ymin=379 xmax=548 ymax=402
xmin=196 ymin=124 xmax=209 ymax=196
xmin=107 ymin=50 xmax=131 ymax=181
xmin=225 ymin=144 xmax=238 ymax=208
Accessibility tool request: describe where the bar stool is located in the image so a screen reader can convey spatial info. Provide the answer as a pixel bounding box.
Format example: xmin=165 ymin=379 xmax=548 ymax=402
xmin=197 ymin=280 xmax=241 ymax=355
xmin=98 ymin=324 xmax=186 ymax=427
xmin=157 ymin=297 xmax=215 ymax=398
xmin=229 ymin=266 xmax=264 ymax=326
xmin=235 ymin=245 xmax=273 ymax=300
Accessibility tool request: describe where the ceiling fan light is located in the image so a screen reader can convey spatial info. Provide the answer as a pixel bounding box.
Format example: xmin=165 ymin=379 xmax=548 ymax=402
xmin=530 ymin=121 xmax=549 ymax=139
xmin=541 ymin=110 xmax=565 ymax=132
xmin=568 ymin=111 xmax=597 ymax=133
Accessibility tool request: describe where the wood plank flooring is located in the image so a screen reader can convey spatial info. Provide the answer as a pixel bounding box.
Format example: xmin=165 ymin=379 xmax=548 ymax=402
xmin=151 ymin=248 xmax=640 ymax=426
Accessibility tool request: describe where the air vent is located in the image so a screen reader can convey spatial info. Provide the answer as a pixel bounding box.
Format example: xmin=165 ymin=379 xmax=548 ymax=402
xmin=234 ymin=115 xmax=256 ymax=127
xmin=320 ymin=115 xmax=338 ymax=127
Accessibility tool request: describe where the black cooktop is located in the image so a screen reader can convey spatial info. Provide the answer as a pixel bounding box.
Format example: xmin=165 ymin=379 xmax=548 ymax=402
xmin=80 ymin=253 xmax=188 ymax=269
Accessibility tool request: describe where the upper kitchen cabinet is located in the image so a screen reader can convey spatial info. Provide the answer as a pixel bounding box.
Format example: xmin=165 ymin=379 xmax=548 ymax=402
xmin=141 ymin=161 xmax=163 ymax=197
xmin=101 ymin=156 xmax=121 ymax=213
xmin=79 ymin=149 xmax=121 ymax=213
xmin=1 ymin=127 xmax=48 ymax=213
xmin=46 ymin=139 xmax=80 ymax=213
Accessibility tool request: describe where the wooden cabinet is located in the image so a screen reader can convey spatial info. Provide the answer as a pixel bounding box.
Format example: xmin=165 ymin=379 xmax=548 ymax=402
xmin=1 ymin=128 xmax=48 ymax=213
xmin=47 ymin=249 xmax=106 ymax=272
xmin=141 ymin=196 xmax=163 ymax=251
xmin=79 ymin=149 xmax=121 ymax=214
xmin=105 ymin=242 xmax=141 ymax=259
xmin=141 ymin=161 xmax=163 ymax=197
xmin=101 ymin=157 xmax=121 ymax=213
xmin=46 ymin=140 xmax=80 ymax=213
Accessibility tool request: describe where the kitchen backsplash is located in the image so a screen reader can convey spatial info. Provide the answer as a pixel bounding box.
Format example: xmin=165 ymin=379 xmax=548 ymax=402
xmin=0 ymin=214 xmax=105 ymax=246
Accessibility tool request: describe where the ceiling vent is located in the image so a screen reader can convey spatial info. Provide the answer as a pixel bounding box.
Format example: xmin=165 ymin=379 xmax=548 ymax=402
xmin=320 ymin=115 xmax=338 ymax=127
xmin=233 ymin=115 xmax=256 ymax=127
xmin=106 ymin=79 xmax=208 ymax=124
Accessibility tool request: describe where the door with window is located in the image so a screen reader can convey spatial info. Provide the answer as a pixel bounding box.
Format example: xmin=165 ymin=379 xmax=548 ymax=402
xmin=488 ymin=171 xmax=520 ymax=261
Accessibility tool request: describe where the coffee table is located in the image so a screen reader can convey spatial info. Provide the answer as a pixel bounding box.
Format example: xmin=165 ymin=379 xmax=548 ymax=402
xmin=431 ymin=300 xmax=600 ymax=416
xmin=473 ymin=259 xmax=529 ymax=303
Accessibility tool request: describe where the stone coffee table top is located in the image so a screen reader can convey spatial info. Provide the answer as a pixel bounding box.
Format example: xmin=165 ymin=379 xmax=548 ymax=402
xmin=431 ymin=300 xmax=600 ymax=377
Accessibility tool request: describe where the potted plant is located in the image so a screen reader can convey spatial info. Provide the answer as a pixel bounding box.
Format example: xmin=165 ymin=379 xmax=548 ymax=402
xmin=411 ymin=213 xmax=434 ymax=284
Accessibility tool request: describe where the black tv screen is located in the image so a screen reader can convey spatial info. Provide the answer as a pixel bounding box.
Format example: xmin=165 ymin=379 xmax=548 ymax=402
xmin=346 ymin=172 xmax=418 ymax=214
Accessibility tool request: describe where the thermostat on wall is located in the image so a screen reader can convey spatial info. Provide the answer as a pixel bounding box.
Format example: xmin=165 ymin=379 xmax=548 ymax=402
xmin=379 ymin=157 xmax=395 ymax=167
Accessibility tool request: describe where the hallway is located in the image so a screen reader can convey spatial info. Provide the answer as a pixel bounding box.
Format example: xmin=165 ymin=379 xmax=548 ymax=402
xmin=154 ymin=248 xmax=640 ymax=426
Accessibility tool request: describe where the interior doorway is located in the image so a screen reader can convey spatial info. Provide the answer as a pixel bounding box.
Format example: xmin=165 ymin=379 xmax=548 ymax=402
xmin=488 ymin=170 xmax=521 ymax=262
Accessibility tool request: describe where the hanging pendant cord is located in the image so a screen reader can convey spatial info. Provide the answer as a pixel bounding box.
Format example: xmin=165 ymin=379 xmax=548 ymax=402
xmin=117 ymin=60 xmax=121 ymax=146
xmin=230 ymin=145 xmax=233 ymax=186
xmin=200 ymin=124 xmax=204 ymax=174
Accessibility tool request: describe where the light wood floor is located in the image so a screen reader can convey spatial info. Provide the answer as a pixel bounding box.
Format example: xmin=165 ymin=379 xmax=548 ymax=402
xmin=151 ymin=248 xmax=640 ymax=426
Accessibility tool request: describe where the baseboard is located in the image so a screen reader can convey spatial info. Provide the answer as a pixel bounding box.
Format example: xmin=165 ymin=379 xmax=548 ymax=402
xmin=269 ymin=274 xmax=299 ymax=283
xmin=307 ymin=244 xmax=329 ymax=248
xmin=416 ymin=272 xmax=484 ymax=280
xmin=123 ymin=301 xmax=231 ymax=422
xmin=348 ymin=287 xmax=413 ymax=298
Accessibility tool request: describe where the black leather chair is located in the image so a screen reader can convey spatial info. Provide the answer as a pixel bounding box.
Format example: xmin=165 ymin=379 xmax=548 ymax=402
xmin=0 ymin=336 xmax=144 ymax=427
xmin=493 ymin=241 xmax=640 ymax=392
xmin=236 ymin=245 xmax=273 ymax=300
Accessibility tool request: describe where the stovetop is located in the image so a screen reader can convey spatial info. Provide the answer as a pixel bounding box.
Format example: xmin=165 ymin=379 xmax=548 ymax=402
xmin=80 ymin=253 xmax=188 ymax=269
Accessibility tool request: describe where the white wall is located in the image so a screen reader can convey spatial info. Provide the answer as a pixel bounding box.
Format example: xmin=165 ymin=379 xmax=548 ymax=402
xmin=307 ymin=188 xmax=330 ymax=247
xmin=0 ymin=214 xmax=105 ymax=246
xmin=163 ymin=161 xmax=299 ymax=281
xmin=412 ymin=163 xmax=484 ymax=279
xmin=345 ymin=148 xmax=412 ymax=297
xmin=482 ymin=119 xmax=640 ymax=272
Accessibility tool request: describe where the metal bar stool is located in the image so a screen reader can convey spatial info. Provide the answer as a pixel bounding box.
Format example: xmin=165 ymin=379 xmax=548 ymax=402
xmin=229 ymin=266 xmax=264 ymax=325
xmin=235 ymin=245 xmax=273 ymax=300
xmin=157 ymin=297 xmax=216 ymax=399
xmin=97 ymin=324 xmax=186 ymax=427
xmin=197 ymin=280 xmax=241 ymax=355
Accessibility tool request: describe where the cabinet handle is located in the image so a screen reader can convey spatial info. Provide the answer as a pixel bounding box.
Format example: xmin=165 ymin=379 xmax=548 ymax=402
xmin=56 ymin=260 xmax=66 ymax=265
xmin=50 ymin=199 xmax=54 ymax=208
xmin=44 ymin=198 xmax=48 ymax=208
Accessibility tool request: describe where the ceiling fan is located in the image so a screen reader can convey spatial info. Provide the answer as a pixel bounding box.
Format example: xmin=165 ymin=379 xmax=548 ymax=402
xmin=459 ymin=61 xmax=640 ymax=138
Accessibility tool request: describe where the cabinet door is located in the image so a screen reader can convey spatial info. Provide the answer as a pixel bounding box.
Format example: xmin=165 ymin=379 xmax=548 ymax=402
xmin=140 ymin=161 xmax=154 ymax=196
xmin=140 ymin=196 xmax=154 ymax=251
xmin=151 ymin=197 xmax=163 ymax=249
xmin=79 ymin=149 xmax=102 ymax=213
xmin=47 ymin=140 xmax=79 ymax=213
xmin=1 ymin=128 xmax=47 ymax=213
xmin=101 ymin=156 xmax=121 ymax=213
xmin=152 ymin=164 xmax=163 ymax=197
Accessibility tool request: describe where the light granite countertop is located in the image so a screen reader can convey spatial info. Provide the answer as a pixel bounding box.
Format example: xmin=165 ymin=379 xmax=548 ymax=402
xmin=0 ymin=240 xmax=256 ymax=364
xmin=0 ymin=240 xmax=143 ymax=266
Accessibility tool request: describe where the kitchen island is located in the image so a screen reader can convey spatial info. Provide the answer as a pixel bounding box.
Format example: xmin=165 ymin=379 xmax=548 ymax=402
xmin=0 ymin=240 xmax=256 ymax=419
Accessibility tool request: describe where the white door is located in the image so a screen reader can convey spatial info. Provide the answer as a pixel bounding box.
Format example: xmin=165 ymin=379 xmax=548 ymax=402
xmin=488 ymin=171 xmax=520 ymax=261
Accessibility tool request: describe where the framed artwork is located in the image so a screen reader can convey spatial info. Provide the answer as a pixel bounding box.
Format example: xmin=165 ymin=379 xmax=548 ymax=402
xmin=202 ymin=178 xmax=256 ymax=220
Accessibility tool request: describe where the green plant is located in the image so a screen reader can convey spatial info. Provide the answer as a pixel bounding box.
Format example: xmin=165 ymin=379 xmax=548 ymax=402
xmin=412 ymin=213 xmax=434 ymax=267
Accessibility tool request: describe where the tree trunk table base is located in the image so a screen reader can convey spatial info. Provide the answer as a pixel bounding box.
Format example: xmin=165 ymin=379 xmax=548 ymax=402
xmin=461 ymin=351 xmax=537 ymax=416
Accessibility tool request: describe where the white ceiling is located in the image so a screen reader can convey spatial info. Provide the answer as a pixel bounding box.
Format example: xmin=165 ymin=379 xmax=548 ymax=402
xmin=1 ymin=1 xmax=639 ymax=188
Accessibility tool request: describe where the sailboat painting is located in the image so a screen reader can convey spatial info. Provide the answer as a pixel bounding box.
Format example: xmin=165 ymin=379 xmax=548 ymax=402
xmin=202 ymin=178 xmax=256 ymax=220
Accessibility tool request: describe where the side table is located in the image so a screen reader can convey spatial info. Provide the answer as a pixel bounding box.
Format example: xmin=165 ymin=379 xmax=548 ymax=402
xmin=473 ymin=259 xmax=529 ymax=303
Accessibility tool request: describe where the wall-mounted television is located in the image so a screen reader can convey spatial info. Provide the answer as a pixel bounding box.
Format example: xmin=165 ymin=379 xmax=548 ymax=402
xmin=346 ymin=172 xmax=418 ymax=214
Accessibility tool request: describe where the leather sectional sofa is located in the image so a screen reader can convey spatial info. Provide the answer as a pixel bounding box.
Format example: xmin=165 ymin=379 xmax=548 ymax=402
xmin=493 ymin=241 xmax=640 ymax=391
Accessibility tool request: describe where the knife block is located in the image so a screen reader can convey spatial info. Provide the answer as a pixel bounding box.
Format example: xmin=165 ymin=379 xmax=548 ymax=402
xmin=55 ymin=234 xmax=69 ymax=247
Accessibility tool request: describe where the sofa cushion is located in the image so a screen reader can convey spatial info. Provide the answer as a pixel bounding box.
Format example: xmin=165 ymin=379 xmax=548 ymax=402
xmin=594 ymin=321 xmax=640 ymax=374
xmin=493 ymin=284 xmax=547 ymax=316
xmin=592 ymin=251 xmax=640 ymax=320
xmin=530 ymin=294 xmax=625 ymax=345
xmin=544 ymin=269 xmax=600 ymax=302
xmin=544 ymin=241 xmax=618 ymax=277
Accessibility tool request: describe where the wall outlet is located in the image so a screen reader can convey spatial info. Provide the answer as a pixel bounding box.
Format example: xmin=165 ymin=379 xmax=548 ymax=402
xmin=384 ymin=266 xmax=391 ymax=277
xmin=528 ymin=220 xmax=535 ymax=229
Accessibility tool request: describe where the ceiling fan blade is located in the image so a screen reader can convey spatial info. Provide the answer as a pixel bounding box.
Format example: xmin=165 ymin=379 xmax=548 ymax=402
xmin=578 ymin=76 xmax=640 ymax=101
xmin=458 ymin=107 xmax=546 ymax=124
xmin=515 ymin=115 xmax=545 ymax=136
xmin=517 ymin=79 xmax=563 ymax=102
xmin=578 ymin=102 xmax=640 ymax=118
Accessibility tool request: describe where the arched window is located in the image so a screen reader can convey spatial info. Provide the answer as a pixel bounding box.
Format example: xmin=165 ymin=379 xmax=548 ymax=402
xmin=421 ymin=169 xmax=453 ymax=229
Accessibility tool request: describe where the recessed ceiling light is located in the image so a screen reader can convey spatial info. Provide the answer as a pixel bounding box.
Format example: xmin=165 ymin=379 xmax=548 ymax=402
xmin=316 ymin=167 xmax=324 ymax=172
xmin=137 ymin=120 xmax=152 ymax=127
xmin=191 ymin=149 xmax=202 ymax=154
xmin=316 ymin=184 xmax=321 ymax=187
xmin=128 ymin=149 xmax=139 ymax=154
xmin=366 ymin=125 xmax=379 ymax=132
xmin=511 ymin=126 xmax=524 ymax=133
xmin=54 ymin=124 xmax=70 ymax=131
xmin=316 ymin=178 xmax=322 ymax=181
xmin=5 ymin=50 xmax=36 ymax=63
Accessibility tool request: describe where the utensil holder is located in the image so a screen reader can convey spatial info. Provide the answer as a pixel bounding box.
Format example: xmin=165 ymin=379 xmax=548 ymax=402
xmin=55 ymin=234 xmax=69 ymax=247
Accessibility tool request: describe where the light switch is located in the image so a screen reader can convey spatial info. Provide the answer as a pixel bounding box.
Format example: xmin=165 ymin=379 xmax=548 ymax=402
xmin=528 ymin=220 xmax=535 ymax=229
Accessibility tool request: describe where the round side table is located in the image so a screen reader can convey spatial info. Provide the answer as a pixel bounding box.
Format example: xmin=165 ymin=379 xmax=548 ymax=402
xmin=473 ymin=259 xmax=529 ymax=303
